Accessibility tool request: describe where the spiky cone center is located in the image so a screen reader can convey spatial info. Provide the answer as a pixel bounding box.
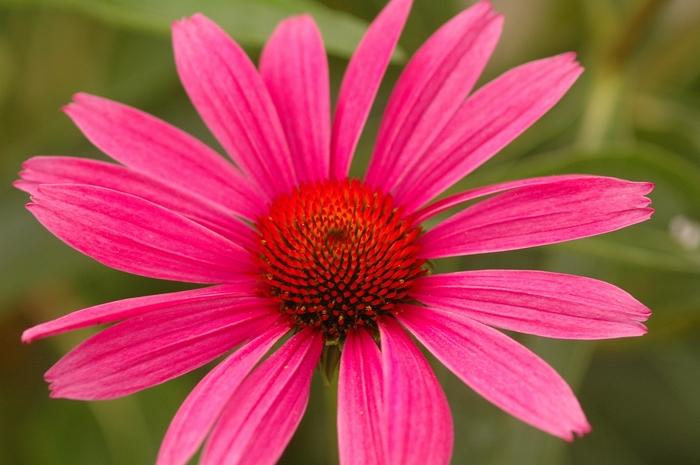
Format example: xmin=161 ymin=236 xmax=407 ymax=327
xmin=257 ymin=179 xmax=425 ymax=342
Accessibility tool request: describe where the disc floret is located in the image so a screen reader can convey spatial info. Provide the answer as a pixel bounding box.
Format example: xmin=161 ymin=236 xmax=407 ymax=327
xmin=257 ymin=180 xmax=425 ymax=341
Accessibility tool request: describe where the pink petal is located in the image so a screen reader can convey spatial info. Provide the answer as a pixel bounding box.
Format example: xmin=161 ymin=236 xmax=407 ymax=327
xmin=395 ymin=53 xmax=583 ymax=212
xmin=378 ymin=318 xmax=453 ymax=465
xmin=173 ymin=14 xmax=297 ymax=198
xmin=419 ymin=177 xmax=653 ymax=259
xmin=413 ymin=174 xmax=596 ymax=224
xmin=21 ymin=282 xmax=258 ymax=343
xmin=157 ymin=321 xmax=290 ymax=465
xmin=338 ymin=328 xmax=385 ymax=465
xmin=329 ymin=0 xmax=412 ymax=179
xmin=398 ymin=304 xmax=590 ymax=440
xmin=260 ymin=15 xmax=330 ymax=184
xmin=201 ymin=329 xmax=323 ymax=465
xmin=413 ymin=270 xmax=650 ymax=339
xmin=46 ymin=297 xmax=278 ymax=400
xmin=28 ymin=184 xmax=252 ymax=283
xmin=64 ymin=93 xmax=262 ymax=220
xmin=17 ymin=156 xmax=255 ymax=248
xmin=366 ymin=1 xmax=502 ymax=191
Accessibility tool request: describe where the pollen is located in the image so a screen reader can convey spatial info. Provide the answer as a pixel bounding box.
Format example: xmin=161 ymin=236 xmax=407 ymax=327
xmin=257 ymin=179 xmax=425 ymax=341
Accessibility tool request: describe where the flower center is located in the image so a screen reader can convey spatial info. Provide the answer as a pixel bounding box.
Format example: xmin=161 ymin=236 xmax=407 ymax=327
xmin=257 ymin=179 xmax=425 ymax=341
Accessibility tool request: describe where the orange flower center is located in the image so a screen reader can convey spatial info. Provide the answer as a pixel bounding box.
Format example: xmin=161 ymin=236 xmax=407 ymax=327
xmin=257 ymin=180 xmax=425 ymax=341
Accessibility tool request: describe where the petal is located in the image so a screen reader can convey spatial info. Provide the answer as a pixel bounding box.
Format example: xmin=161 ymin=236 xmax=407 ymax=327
xmin=46 ymin=297 xmax=278 ymax=400
xmin=398 ymin=304 xmax=591 ymax=440
xmin=419 ymin=177 xmax=653 ymax=259
xmin=338 ymin=328 xmax=385 ymax=465
xmin=365 ymin=1 xmax=502 ymax=191
xmin=378 ymin=318 xmax=453 ymax=465
xmin=157 ymin=322 xmax=289 ymax=465
xmin=64 ymin=93 xmax=262 ymax=220
xmin=21 ymin=282 xmax=258 ymax=343
xmin=394 ymin=53 xmax=583 ymax=212
xmin=260 ymin=15 xmax=330 ymax=183
xmin=173 ymin=14 xmax=297 ymax=198
xmin=413 ymin=270 xmax=650 ymax=339
xmin=329 ymin=0 xmax=412 ymax=179
xmin=18 ymin=156 xmax=255 ymax=248
xmin=413 ymin=174 xmax=596 ymax=224
xmin=201 ymin=329 xmax=323 ymax=465
xmin=28 ymin=184 xmax=252 ymax=283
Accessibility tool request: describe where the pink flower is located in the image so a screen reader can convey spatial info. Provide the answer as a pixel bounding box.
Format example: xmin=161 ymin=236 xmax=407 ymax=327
xmin=17 ymin=1 xmax=653 ymax=464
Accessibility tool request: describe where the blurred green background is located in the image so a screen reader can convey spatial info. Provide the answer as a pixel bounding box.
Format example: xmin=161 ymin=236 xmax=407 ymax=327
xmin=1 ymin=0 xmax=699 ymax=464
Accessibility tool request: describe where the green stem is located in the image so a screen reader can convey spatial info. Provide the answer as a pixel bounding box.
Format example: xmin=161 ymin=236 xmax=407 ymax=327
xmin=323 ymin=363 xmax=340 ymax=465
xmin=577 ymin=0 xmax=671 ymax=149
xmin=577 ymin=68 xmax=623 ymax=150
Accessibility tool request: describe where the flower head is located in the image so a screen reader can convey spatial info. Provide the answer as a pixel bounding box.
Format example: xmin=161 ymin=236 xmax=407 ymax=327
xmin=18 ymin=1 xmax=653 ymax=464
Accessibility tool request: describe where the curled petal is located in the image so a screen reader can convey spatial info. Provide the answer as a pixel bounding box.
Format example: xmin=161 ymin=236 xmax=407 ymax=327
xmin=28 ymin=184 xmax=252 ymax=283
xmin=64 ymin=93 xmax=262 ymax=220
xmin=398 ymin=305 xmax=591 ymax=440
xmin=22 ymin=282 xmax=258 ymax=343
xmin=413 ymin=174 xmax=596 ymax=224
xmin=366 ymin=1 xmax=502 ymax=192
xmin=413 ymin=270 xmax=650 ymax=339
xmin=419 ymin=177 xmax=653 ymax=258
xmin=260 ymin=15 xmax=330 ymax=183
xmin=330 ymin=0 xmax=412 ymax=179
xmin=17 ymin=156 xmax=255 ymax=248
xmin=395 ymin=53 xmax=583 ymax=212
xmin=338 ymin=328 xmax=385 ymax=465
xmin=157 ymin=321 xmax=289 ymax=465
xmin=173 ymin=14 xmax=297 ymax=198
xmin=378 ymin=318 xmax=453 ymax=465
xmin=46 ymin=298 xmax=278 ymax=400
xmin=201 ymin=329 xmax=323 ymax=465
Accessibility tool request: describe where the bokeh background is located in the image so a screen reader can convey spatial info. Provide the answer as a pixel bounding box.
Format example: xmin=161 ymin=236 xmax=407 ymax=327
xmin=1 ymin=0 xmax=699 ymax=464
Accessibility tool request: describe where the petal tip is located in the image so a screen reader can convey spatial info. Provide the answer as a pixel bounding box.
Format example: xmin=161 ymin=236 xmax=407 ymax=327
xmin=576 ymin=420 xmax=593 ymax=437
xmin=189 ymin=12 xmax=217 ymax=29
xmin=172 ymin=13 xmax=208 ymax=32
xmin=21 ymin=328 xmax=36 ymax=344
xmin=171 ymin=17 xmax=187 ymax=30
xmin=474 ymin=0 xmax=494 ymax=12
xmin=61 ymin=102 xmax=77 ymax=117
xmin=555 ymin=51 xmax=584 ymax=74
xmin=65 ymin=92 xmax=99 ymax=113
xmin=13 ymin=179 xmax=33 ymax=194
xmin=560 ymin=417 xmax=591 ymax=442
xmin=639 ymin=304 xmax=653 ymax=318
xmin=47 ymin=385 xmax=72 ymax=400
xmin=269 ymin=14 xmax=319 ymax=41
xmin=384 ymin=0 xmax=414 ymax=18
xmin=640 ymin=181 xmax=655 ymax=194
xmin=287 ymin=13 xmax=315 ymax=23
xmin=71 ymin=91 xmax=93 ymax=103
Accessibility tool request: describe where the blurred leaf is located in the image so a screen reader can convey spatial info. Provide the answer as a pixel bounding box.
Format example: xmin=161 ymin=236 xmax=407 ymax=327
xmin=637 ymin=5 xmax=700 ymax=90
xmin=577 ymin=340 xmax=700 ymax=465
xmin=633 ymin=93 xmax=700 ymax=155
xmin=0 ymin=37 xmax=12 ymax=106
xmin=0 ymin=0 xmax=381 ymax=59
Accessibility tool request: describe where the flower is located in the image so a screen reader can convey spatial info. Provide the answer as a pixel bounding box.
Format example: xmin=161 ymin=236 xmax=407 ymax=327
xmin=17 ymin=0 xmax=653 ymax=464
